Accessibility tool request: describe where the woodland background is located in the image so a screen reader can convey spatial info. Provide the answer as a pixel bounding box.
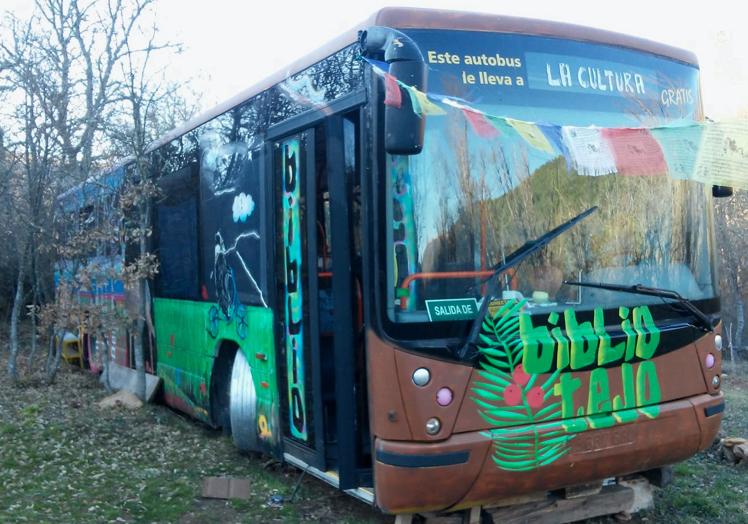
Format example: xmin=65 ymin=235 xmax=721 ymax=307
xmin=0 ymin=0 xmax=746 ymax=380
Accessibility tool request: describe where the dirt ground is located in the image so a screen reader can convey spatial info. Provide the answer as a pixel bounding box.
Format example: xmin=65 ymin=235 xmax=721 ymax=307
xmin=0 ymin=359 xmax=746 ymax=523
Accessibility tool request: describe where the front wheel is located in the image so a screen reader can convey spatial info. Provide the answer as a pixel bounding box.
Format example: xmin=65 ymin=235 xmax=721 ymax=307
xmin=229 ymin=351 xmax=258 ymax=452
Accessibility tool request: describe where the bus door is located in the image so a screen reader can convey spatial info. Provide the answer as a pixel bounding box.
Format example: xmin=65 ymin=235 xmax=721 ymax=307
xmin=272 ymin=111 xmax=366 ymax=490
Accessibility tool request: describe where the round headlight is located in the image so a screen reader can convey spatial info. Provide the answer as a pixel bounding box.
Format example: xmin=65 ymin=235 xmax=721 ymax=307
xmin=412 ymin=368 xmax=431 ymax=387
xmin=425 ymin=417 xmax=441 ymax=435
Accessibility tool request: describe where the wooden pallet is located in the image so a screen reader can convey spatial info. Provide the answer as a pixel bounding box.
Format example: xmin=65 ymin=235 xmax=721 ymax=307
xmin=395 ymin=476 xmax=654 ymax=524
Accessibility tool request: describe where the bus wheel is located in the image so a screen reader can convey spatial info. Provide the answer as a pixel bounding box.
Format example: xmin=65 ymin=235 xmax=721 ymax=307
xmin=229 ymin=350 xmax=259 ymax=452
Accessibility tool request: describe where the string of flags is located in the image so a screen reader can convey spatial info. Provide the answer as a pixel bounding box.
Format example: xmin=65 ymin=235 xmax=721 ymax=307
xmin=366 ymin=58 xmax=748 ymax=189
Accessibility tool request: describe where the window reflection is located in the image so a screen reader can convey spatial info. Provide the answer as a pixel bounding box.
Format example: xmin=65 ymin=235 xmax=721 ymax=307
xmin=387 ymin=114 xmax=715 ymax=322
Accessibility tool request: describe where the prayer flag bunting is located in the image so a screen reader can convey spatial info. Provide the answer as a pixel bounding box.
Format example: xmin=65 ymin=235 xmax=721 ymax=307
xmin=649 ymin=125 xmax=703 ymax=180
xmin=507 ymin=118 xmax=555 ymax=154
xmin=462 ymin=108 xmax=500 ymax=139
xmin=404 ymin=85 xmax=423 ymax=115
xmin=404 ymin=85 xmax=446 ymax=116
xmin=693 ymin=121 xmax=748 ymax=188
xmin=383 ymin=73 xmax=402 ymax=108
xmin=538 ymin=124 xmax=573 ymax=171
xmin=602 ymin=128 xmax=667 ymax=176
xmin=562 ymin=127 xmax=617 ymax=176
xmin=485 ymin=115 xmax=516 ymax=138
xmin=362 ymin=55 xmax=748 ymax=189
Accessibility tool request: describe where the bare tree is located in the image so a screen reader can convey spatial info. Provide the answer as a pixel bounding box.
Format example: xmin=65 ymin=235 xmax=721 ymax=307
xmin=715 ymin=189 xmax=748 ymax=357
xmin=0 ymin=0 xmax=182 ymax=383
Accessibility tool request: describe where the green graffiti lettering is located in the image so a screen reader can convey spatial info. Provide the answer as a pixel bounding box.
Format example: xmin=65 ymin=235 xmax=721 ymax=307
xmin=633 ymin=306 xmax=660 ymax=359
xmin=520 ymin=313 xmax=555 ymax=374
xmin=636 ymin=360 xmax=661 ymax=407
xmin=587 ymin=368 xmax=612 ymax=415
xmin=613 ymin=363 xmax=636 ymax=410
xmin=613 ymin=407 xmax=640 ymax=424
xmin=565 ymin=309 xmax=598 ymax=369
xmin=595 ymin=308 xmax=620 ymax=366
xmin=586 ymin=413 xmax=616 ymax=429
xmin=553 ymin=372 xmax=582 ymax=418
xmin=619 ymin=306 xmax=637 ymax=361
xmin=548 ymin=312 xmax=570 ymax=371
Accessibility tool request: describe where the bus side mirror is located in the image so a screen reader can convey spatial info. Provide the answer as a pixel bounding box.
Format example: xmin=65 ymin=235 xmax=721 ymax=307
xmin=712 ymin=185 xmax=733 ymax=198
xmin=360 ymin=26 xmax=426 ymax=155
xmin=385 ymin=60 xmax=426 ymax=155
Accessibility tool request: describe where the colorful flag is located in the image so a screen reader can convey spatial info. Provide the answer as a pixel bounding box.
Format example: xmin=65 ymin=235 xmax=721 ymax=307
xmin=538 ymin=123 xmax=573 ymax=171
xmin=404 ymin=85 xmax=445 ymax=116
xmin=485 ymin=115 xmax=515 ymax=137
xmin=650 ymin=124 xmax=703 ymax=180
xmin=693 ymin=121 xmax=748 ymax=189
xmin=562 ymin=127 xmax=617 ymax=176
xmin=462 ymin=108 xmax=500 ymax=139
xmin=507 ymin=118 xmax=555 ymax=154
xmin=602 ymin=128 xmax=667 ymax=176
xmin=383 ymin=73 xmax=402 ymax=108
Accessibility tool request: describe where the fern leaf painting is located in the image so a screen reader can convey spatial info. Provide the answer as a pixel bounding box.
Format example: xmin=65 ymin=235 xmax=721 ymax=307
xmin=472 ymin=299 xmax=583 ymax=472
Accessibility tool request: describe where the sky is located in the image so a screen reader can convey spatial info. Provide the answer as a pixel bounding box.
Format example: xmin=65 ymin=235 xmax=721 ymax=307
xmin=153 ymin=0 xmax=748 ymax=120
xmin=2 ymin=0 xmax=747 ymax=119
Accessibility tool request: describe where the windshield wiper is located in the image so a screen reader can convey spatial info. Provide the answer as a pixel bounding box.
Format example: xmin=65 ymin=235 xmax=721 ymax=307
xmin=563 ymin=281 xmax=714 ymax=332
xmin=459 ymin=206 xmax=598 ymax=359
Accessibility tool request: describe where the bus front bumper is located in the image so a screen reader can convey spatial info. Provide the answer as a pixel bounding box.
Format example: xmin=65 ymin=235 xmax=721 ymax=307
xmin=373 ymin=393 xmax=723 ymax=514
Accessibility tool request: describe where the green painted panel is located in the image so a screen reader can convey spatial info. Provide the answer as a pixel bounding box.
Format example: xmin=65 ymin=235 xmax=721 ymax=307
xmin=153 ymin=298 xmax=279 ymax=447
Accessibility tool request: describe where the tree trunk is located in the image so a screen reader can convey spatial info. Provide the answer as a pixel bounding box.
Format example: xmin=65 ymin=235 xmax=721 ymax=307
xmin=735 ymin=297 xmax=745 ymax=354
xmin=134 ymin=315 xmax=146 ymax=401
xmin=45 ymin=328 xmax=63 ymax=385
xmin=99 ymin=333 xmax=112 ymax=392
xmin=7 ymin=258 xmax=27 ymax=382
xmin=28 ymin=282 xmax=39 ymax=366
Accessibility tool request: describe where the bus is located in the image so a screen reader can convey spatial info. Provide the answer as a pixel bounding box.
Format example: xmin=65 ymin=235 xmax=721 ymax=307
xmin=66 ymin=7 xmax=727 ymax=520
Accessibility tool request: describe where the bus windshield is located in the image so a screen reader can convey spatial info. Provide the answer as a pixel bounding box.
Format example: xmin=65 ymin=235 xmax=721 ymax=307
xmin=385 ymin=30 xmax=715 ymax=325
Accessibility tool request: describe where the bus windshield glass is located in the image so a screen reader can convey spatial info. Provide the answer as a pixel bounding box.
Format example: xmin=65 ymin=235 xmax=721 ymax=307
xmin=385 ymin=29 xmax=715 ymax=325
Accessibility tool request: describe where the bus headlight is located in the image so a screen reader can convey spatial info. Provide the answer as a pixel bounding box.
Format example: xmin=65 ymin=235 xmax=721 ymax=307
xmin=714 ymin=335 xmax=723 ymax=352
xmin=425 ymin=417 xmax=441 ymax=435
xmin=412 ymin=368 xmax=431 ymax=387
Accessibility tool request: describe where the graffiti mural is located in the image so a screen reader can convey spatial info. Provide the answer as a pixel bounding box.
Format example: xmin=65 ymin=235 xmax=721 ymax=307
xmin=473 ymin=299 xmax=662 ymax=471
xmin=154 ymin=298 xmax=279 ymax=448
xmin=281 ymin=138 xmax=308 ymax=442
xmin=207 ymin=232 xmax=249 ymax=339
xmin=391 ymin=155 xmax=419 ymax=311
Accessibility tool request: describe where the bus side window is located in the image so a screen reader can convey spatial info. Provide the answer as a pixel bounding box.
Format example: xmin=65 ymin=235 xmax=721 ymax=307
xmin=153 ymin=165 xmax=201 ymax=300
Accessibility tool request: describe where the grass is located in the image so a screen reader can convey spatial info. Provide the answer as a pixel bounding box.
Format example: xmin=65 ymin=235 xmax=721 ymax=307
xmin=0 ymin=366 xmax=385 ymax=524
xmin=1 ymin=358 xmax=747 ymax=523
xmin=637 ymin=362 xmax=748 ymax=524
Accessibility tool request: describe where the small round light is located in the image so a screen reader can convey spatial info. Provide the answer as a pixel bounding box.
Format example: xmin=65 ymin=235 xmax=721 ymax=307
xmin=712 ymin=375 xmax=721 ymax=388
xmin=412 ymin=368 xmax=431 ymax=387
xmin=705 ymin=353 xmax=716 ymax=369
xmin=714 ymin=335 xmax=723 ymax=352
xmin=425 ymin=417 xmax=441 ymax=435
xmin=436 ymin=387 xmax=453 ymax=406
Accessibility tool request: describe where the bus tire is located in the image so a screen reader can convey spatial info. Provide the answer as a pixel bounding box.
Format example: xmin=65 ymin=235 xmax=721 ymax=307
xmin=229 ymin=350 xmax=259 ymax=452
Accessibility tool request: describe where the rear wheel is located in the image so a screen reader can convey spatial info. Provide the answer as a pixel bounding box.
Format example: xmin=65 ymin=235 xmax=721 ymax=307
xmin=229 ymin=351 xmax=258 ymax=452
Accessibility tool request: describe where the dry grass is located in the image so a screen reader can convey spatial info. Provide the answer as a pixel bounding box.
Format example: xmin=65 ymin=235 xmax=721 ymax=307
xmin=0 ymin=363 xmax=385 ymax=523
xmin=1 ymin=351 xmax=747 ymax=523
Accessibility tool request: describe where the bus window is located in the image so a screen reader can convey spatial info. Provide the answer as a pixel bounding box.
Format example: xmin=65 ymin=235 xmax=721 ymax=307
xmin=154 ymin=165 xmax=200 ymax=300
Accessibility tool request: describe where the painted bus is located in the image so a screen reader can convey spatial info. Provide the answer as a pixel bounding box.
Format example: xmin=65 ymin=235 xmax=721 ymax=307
xmin=64 ymin=7 xmax=727 ymax=520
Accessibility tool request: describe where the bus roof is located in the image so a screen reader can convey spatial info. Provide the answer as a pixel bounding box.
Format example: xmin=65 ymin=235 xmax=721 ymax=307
xmin=147 ymin=7 xmax=698 ymax=154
